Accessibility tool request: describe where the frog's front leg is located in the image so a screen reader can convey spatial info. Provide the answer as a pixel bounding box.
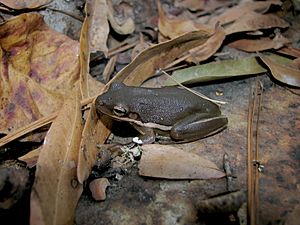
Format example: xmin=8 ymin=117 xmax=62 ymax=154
xmin=132 ymin=124 xmax=156 ymax=144
xmin=170 ymin=113 xmax=228 ymax=141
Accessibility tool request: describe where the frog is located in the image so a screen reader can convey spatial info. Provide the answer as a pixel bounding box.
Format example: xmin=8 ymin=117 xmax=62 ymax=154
xmin=95 ymin=82 xmax=228 ymax=144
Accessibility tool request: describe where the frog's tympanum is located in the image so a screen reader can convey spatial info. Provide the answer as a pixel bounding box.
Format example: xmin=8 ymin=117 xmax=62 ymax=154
xmin=95 ymin=82 xmax=228 ymax=143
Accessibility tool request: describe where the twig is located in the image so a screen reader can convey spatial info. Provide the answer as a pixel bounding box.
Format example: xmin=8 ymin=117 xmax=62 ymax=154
xmin=254 ymin=81 xmax=264 ymax=224
xmin=47 ymin=7 xmax=84 ymax=22
xmin=108 ymin=41 xmax=139 ymax=57
xmin=247 ymin=79 xmax=254 ymax=225
xmin=91 ymin=40 xmax=139 ymax=62
xmin=247 ymin=78 xmax=264 ymax=225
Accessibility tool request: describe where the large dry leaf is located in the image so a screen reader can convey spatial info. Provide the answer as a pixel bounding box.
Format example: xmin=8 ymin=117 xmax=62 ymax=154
xmin=77 ymin=103 xmax=111 ymax=184
xmin=30 ymin=92 xmax=83 ymax=225
xmin=139 ymin=144 xmax=225 ymax=179
xmin=0 ymin=0 xmax=51 ymax=9
xmin=260 ymin=54 xmax=300 ymax=87
xmin=0 ymin=13 xmax=80 ymax=134
xmin=225 ymin=12 xmax=289 ymax=35
xmin=229 ymin=32 xmax=290 ymax=52
xmin=209 ymin=0 xmax=282 ymax=26
xmin=112 ymin=30 xmax=212 ymax=85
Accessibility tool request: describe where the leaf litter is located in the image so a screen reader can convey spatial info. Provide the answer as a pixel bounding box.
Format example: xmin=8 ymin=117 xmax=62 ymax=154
xmin=0 ymin=0 xmax=299 ymax=224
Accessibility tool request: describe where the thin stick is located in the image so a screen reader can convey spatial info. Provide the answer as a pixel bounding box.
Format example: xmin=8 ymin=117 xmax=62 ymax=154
xmin=92 ymin=41 xmax=139 ymax=62
xmin=108 ymin=41 xmax=139 ymax=57
xmin=254 ymin=81 xmax=263 ymax=225
xmin=162 ymin=70 xmax=227 ymax=105
xmin=0 ymin=113 xmax=56 ymax=147
xmin=47 ymin=7 xmax=84 ymax=22
xmin=250 ymin=78 xmax=259 ymax=225
xmin=247 ymin=79 xmax=254 ymax=225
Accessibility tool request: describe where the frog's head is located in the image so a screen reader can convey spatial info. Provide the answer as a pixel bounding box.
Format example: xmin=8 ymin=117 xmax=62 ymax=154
xmin=95 ymin=82 xmax=130 ymax=118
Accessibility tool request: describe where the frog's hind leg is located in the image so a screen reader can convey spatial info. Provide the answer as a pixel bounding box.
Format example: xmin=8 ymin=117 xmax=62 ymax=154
xmin=170 ymin=113 xmax=228 ymax=141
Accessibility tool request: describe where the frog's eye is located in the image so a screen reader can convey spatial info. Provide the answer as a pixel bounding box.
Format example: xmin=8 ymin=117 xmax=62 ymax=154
xmin=113 ymin=105 xmax=128 ymax=117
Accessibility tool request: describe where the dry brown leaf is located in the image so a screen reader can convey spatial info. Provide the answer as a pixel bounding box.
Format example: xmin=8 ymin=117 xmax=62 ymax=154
xmin=18 ymin=147 xmax=41 ymax=168
xmin=209 ymin=0 xmax=282 ymax=26
xmin=225 ymin=12 xmax=289 ymax=35
xmin=138 ymin=144 xmax=225 ymax=179
xmin=175 ymin=0 xmax=230 ymax=12
xmin=86 ymin=0 xmax=109 ymax=56
xmin=278 ymin=46 xmax=300 ymax=58
xmin=30 ymin=91 xmax=83 ymax=225
xmin=187 ymin=25 xmax=225 ymax=63
xmin=111 ymin=30 xmax=212 ymax=85
xmin=0 ymin=13 xmax=80 ymax=134
xmin=79 ymin=5 xmax=90 ymax=99
xmin=260 ymin=55 xmax=300 ymax=87
xmin=0 ymin=0 xmax=51 ymax=9
xmin=158 ymin=1 xmax=211 ymax=39
xmin=131 ymin=35 xmax=151 ymax=60
xmin=77 ymin=103 xmax=111 ymax=184
xmin=84 ymin=0 xmax=134 ymax=56
xmin=80 ymin=1 xmax=106 ymax=97
xmin=291 ymin=58 xmax=300 ymax=69
xmin=106 ymin=0 xmax=135 ymax=35
xmin=229 ymin=32 xmax=290 ymax=52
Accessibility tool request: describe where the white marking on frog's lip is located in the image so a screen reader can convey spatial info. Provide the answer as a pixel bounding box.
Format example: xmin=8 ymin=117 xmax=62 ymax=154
xmin=107 ymin=114 xmax=172 ymax=131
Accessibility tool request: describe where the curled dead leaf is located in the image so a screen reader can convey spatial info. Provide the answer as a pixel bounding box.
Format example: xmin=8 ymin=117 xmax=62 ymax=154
xmin=89 ymin=178 xmax=110 ymax=201
xmin=158 ymin=1 xmax=211 ymax=39
xmin=186 ymin=25 xmax=225 ymax=63
xmin=30 ymin=91 xmax=83 ymax=225
xmin=229 ymin=32 xmax=290 ymax=52
xmin=112 ymin=30 xmax=212 ymax=85
xmin=85 ymin=0 xmax=109 ymax=56
xmin=107 ymin=0 xmax=135 ymax=35
xmin=138 ymin=144 xmax=225 ymax=179
xmin=259 ymin=54 xmax=300 ymax=87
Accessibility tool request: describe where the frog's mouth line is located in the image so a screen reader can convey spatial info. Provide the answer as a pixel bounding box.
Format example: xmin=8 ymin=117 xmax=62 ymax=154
xmin=107 ymin=114 xmax=173 ymax=131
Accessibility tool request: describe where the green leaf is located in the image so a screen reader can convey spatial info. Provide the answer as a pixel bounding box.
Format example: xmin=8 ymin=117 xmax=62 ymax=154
xmin=164 ymin=57 xmax=267 ymax=86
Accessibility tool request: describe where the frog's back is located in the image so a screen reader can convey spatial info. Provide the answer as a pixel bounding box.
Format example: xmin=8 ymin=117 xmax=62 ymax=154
xmin=127 ymin=86 xmax=221 ymax=125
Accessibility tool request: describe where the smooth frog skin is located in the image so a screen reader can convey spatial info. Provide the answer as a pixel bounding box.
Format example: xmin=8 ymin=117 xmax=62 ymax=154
xmin=95 ymin=82 xmax=228 ymax=143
